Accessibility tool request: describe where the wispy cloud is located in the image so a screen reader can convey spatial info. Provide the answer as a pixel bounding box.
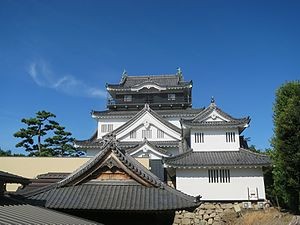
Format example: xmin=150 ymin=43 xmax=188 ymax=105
xmin=28 ymin=60 xmax=106 ymax=98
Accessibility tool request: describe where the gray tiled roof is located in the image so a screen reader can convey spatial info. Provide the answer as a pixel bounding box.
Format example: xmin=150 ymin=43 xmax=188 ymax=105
xmin=92 ymin=108 xmax=204 ymax=119
xmin=75 ymin=137 xmax=180 ymax=149
xmin=182 ymin=102 xmax=250 ymax=130
xmin=0 ymin=171 xmax=30 ymax=185
xmin=107 ymin=74 xmax=192 ymax=90
xmin=0 ymin=196 xmax=100 ymax=225
xmin=21 ymin=136 xmax=199 ymax=211
xmin=164 ymin=149 xmax=271 ymax=168
xmin=17 ymin=173 xmax=69 ymax=195
xmin=27 ymin=181 xmax=198 ymax=211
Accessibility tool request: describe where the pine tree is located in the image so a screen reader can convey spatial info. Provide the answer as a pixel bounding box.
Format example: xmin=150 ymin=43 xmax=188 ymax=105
xmin=14 ymin=110 xmax=83 ymax=157
xmin=45 ymin=125 xmax=84 ymax=157
xmin=14 ymin=111 xmax=58 ymax=156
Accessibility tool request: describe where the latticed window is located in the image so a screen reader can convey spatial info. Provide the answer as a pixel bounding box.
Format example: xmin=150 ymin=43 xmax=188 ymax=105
xmin=226 ymin=132 xmax=235 ymax=142
xmin=101 ymin=124 xmax=113 ymax=133
xmin=157 ymin=129 xmax=164 ymax=138
xmin=142 ymin=130 xmax=152 ymax=139
xmin=194 ymin=132 xmax=204 ymax=143
xmin=208 ymin=169 xmax=230 ymax=183
xmin=129 ymin=130 xmax=136 ymax=139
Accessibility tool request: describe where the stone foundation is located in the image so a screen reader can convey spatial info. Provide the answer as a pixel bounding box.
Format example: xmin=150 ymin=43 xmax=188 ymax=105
xmin=173 ymin=202 xmax=263 ymax=225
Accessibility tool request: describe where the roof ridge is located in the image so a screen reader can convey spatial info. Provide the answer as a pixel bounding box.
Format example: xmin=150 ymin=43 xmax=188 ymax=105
xmin=164 ymin=149 xmax=193 ymax=161
xmin=239 ymin=148 xmax=270 ymax=157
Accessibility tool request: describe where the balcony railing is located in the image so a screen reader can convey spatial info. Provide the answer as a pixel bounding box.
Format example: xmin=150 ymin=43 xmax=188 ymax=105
xmin=107 ymin=96 xmax=191 ymax=106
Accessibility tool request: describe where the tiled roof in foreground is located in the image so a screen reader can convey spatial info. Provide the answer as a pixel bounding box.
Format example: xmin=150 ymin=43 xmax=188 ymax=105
xmin=28 ymin=181 xmax=197 ymax=211
xmin=22 ymin=135 xmax=199 ymax=211
xmin=0 ymin=196 xmax=100 ymax=225
xmin=0 ymin=171 xmax=30 ymax=185
xmin=164 ymin=148 xmax=271 ymax=168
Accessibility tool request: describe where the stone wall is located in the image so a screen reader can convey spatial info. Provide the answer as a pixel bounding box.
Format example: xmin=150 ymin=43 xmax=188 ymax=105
xmin=173 ymin=202 xmax=243 ymax=225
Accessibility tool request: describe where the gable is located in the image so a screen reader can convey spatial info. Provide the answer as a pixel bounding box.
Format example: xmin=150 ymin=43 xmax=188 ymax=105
xmin=128 ymin=142 xmax=170 ymax=159
xmin=115 ymin=110 xmax=181 ymax=141
xmin=57 ymin=140 xmax=160 ymax=188
xmin=201 ymin=110 xmax=230 ymax=122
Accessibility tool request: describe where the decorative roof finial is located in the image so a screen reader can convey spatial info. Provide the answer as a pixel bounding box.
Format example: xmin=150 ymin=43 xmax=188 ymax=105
xmin=144 ymin=103 xmax=150 ymax=110
xmin=210 ymin=96 xmax=216 ymax=107
xmin=120 ymin=69 xmax=128 ymax=84
xmin=176 ymin=67 xmax=183 ymax=79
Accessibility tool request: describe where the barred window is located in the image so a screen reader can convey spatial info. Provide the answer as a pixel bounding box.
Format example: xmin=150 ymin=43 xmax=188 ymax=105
xmin=157 ymin=129 xmax=164 ymax=138
xmin=124 ymin=95 xmax=132 ymax=102
xmin=142 ymin=130 xmax=152 ymax=139
xmin=129 ymin=130 xmax=136 ymax=139
xmin=101 ymin=124 xmax=113 ymax=133
xmin=226 ymin=132 xmax=235 ymax=142
xmin=208 ymin=169 xmax=230 ymax=183
xmin=194 ymin=132 xmax=204 ymax=143
xmin=168 ymin=94 xmax=176 ymax=101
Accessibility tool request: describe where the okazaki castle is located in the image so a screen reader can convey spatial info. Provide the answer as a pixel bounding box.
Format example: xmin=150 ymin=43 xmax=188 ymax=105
xmin=75 ymin=69 xmax=270 ymax=202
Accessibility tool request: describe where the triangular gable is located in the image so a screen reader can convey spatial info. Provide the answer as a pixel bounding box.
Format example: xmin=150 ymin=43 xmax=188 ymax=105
xmin=191 ymin=99 xmax=248 ymax=124
xmin=58 ymin=135 xmax=162 ymax=188
xmin=109 ymin=104 xmax=181 ymax=141
xmin=21 ymin=135 xmax=200 ymax=212
xmin=127 ymin=140 xmax=171 ymax=159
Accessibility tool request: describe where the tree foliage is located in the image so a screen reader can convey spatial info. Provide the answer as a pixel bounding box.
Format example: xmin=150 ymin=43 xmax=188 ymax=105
xmin=271 ymin=81 xmax=300 ymax=212
xmin=14 ymin=111 xmax=83 ymax=157
xmin=0 ymin=147 xmax=25 ymax=156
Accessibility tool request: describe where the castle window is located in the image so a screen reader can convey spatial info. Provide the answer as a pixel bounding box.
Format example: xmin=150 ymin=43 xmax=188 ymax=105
xmin=194 ymin=132 xmax=204 ymax=143
xmin=168 ymin=93 xmax=176 ymax=101
xmin=101 ymin=124 xmax=113 ymax=133
xmin=208 ymin=169 xmax=230 ymax=183
xmin=157 ymin=129 xmax=164 ymax=138
xmin=124 ymin=95 xmax=132 ymax=102
xmin=142 ymin=130 xmax=152 ymax=139
xmin=129 ymin=130 xmax=136 ymax=139
xmin=226 ymin=132 xmax=235 ymax=142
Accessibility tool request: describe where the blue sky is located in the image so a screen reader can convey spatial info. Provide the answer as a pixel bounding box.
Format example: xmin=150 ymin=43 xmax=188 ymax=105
xmin=0 ymin=0 xmax=299 ymax=154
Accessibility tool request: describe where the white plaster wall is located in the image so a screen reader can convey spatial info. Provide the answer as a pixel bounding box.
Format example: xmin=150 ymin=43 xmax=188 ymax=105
xmin=191 ymin=128 xmax=240 ymax=151
xmin=97 ymin=116 xmax=182 ymax=139
xmin=116 ymin=111 xmax=181 ymax=141
xmin=97 ymin=118 xmax=127 ymax=138
xmin=165 ymin=117 xmax=181 ymax=128
xmin=120 ymin=124 xmax=177 ymax=142
xmin=176 ymin=168 xmax=266 ymax=201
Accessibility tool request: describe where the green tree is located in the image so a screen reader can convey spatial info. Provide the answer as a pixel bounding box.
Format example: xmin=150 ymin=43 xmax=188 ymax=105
xmin=14 ymin=111 xmax=81 ymax=157
xmin=14 ymin=111 xmax=58 ymax=156
xmin=272 ymin=81 xmax=300 ymax=212
xmin=0 ymin=147 xmax=25 ymax=156
xmin=45 ymin=125 xmax=83 ymax=157
xmin=0 ymin=148 xmax=12 ymax=156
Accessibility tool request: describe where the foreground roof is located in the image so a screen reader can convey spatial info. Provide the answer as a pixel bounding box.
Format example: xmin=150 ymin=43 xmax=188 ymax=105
xmin=22 ymin=135 xmax=199 ymax=211
xmin=0 ymin=196 xmax=100 ymax=225
xmin=164 ymin=148 xmax=271 ymax=168
xmin=0 ymin=171 xmax=30 ymax=185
